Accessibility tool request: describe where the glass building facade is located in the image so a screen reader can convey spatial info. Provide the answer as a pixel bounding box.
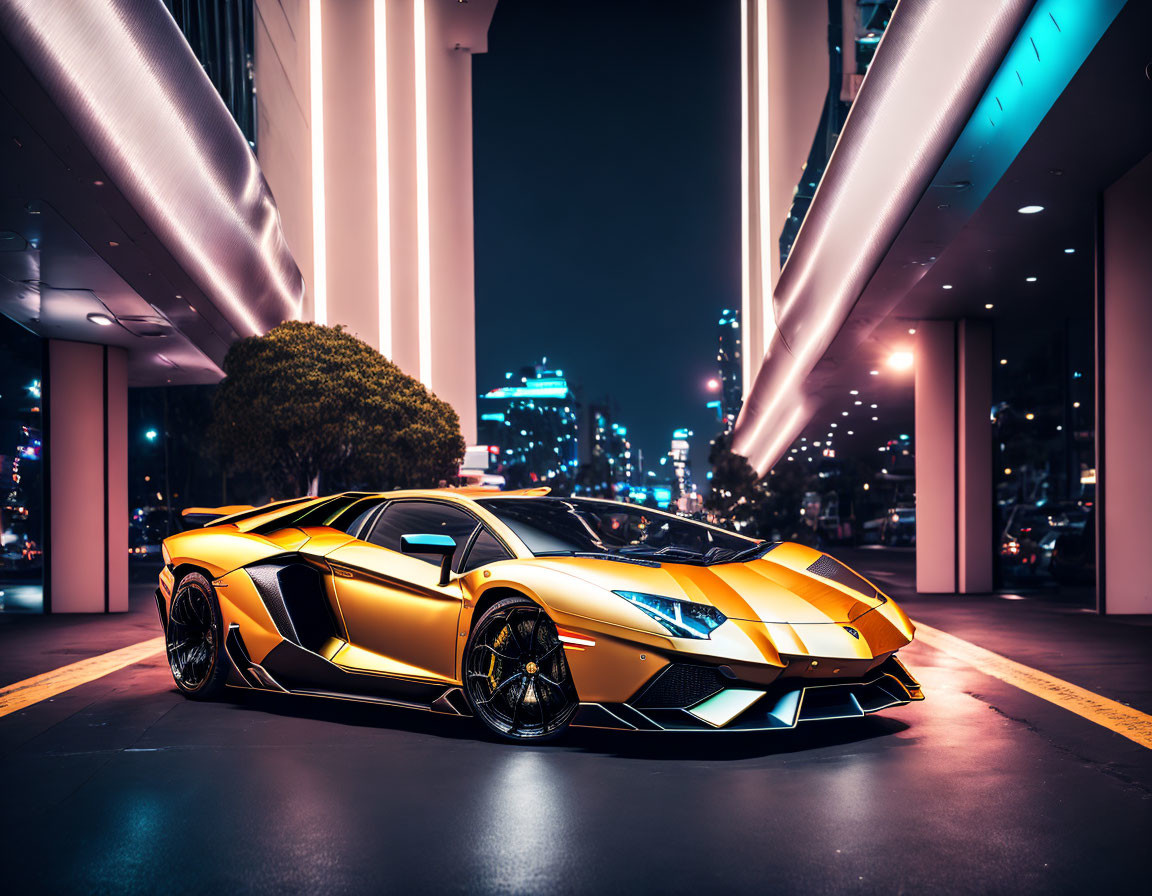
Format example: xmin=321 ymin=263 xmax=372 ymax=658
xmin=163 ymin=0 xmax=257 ymax=145
xmin=0 ymin=315 xmax=44 ymax=612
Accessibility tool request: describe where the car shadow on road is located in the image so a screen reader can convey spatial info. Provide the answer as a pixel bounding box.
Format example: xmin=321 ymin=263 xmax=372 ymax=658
xmin=220 ymin=688 xmax=911 ymax=760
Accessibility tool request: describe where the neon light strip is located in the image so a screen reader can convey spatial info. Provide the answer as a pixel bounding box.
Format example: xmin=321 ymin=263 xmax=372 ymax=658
xmin=309 ymin=0 xmax=327 ymax=325
xmin=373 ymin=0 xmax=392 ymax=356
xmin=558 ymin=631 xmax=596 ymax=648
xmin=739 ymin=0 xmax=751 ymax=399
xmin=756 ymin=0 xmax=773 ymax=353
xmin=414 ymin=0 xmax=433 ymax=385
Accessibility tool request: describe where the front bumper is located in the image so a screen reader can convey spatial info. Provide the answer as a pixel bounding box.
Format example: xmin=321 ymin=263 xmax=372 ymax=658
xmin=570 ymin=655 xmax=923 ymax=732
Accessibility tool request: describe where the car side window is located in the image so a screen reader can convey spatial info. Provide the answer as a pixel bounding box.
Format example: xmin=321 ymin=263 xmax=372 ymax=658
xmin=335 ymin=499 xmax=385 ymax=538
xmin=367 ymin=501 xmax=479 ymax=571
xmin=461 ymin=528 xmax=513 ymax=572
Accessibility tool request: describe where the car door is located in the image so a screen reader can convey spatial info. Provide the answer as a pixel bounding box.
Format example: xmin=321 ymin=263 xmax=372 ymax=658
xmin=324 ymin=500 xmax=481 ymax=683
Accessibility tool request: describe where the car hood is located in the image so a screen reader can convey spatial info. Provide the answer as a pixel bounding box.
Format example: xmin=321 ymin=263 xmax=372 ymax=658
xmin=531 ymin=548 xmax=887 ymax=625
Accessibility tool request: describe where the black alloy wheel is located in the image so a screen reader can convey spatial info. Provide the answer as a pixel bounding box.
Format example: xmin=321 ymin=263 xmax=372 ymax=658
xmin=463 ymin=596 xmax=579 ymax=741
xmin=166 ymin=571 xmax=228 ymax=698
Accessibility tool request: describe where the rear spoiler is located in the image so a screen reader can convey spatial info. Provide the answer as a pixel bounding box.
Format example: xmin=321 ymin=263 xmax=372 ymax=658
xmin=178 ymin=498 xmax=311 ymax=530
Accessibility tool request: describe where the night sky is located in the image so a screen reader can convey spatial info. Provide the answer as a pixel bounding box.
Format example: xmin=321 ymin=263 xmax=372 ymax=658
xmin=472 ymin=0 xmax=740 ymax=485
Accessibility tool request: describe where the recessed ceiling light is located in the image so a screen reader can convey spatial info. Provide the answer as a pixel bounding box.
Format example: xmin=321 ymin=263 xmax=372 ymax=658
xmin=985 ymin=303 xmax=994 ymax=309
xmin=1064 ymin=248 xmax=1075 ymax=254
xmin=842 ymin=411 xmax=849 ymax=416
xmin=1025 ymin=413 xmax=1035 ymax=420
xmin=871 ymin=416 xmax=879 ymax=421
xmin=870 ymin=370 xmax=879 ymax=376
xmin=908 ymin=327 xmax=917 ymax=334
xmin=942 ymin=284 xmax=953 ymax=290
xmin=1026 ymin=276 xmax=1037 ymax=282
xmin=1017 ymin=205 xmax=1044 ymax=214
xmin=855 ymin=400 xmax=862 ymax=406
xmin=850 ymin=390 xmax=859 ymax=395
xmin=108 ymin=240 xmax=119 ymax=247
xmin=887 ymin=351 xmax=913 ymax=370
xmin=1000 ymin=358 xmax=1008 ymax=365
xmin=87 ymin=313 xmax=113 ymax=326
xmin=93 ymin=180 xmax=105 ymax=187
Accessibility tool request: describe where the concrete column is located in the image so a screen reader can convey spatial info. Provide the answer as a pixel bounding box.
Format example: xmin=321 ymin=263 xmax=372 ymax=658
xmin=1097 ymin=151 xmax=1152 ymax=614
xmin=45 ymin=341 xmax=128 ymax=613
xmin=914 ymin=320 xmax=992 ymax=594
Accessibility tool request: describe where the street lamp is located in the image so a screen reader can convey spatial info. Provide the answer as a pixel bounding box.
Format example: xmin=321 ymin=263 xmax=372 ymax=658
xmin=887 ymin=351 xmax=914 ymax=371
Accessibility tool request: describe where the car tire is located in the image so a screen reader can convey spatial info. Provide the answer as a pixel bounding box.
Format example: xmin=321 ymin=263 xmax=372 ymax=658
xmin=463 ymin=596 xmax=579 ymax=742
xmin=165 ymin=571 xmax=228 ymax=700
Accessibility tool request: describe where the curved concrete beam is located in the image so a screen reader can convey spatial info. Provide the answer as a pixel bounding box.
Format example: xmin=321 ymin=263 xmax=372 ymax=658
xmin=0 ymin=0 xmax=304 ymax=342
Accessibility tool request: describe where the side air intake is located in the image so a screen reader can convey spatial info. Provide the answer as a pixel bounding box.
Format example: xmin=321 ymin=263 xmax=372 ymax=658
xmin=246 ymin=563 xmax=338 ymax=653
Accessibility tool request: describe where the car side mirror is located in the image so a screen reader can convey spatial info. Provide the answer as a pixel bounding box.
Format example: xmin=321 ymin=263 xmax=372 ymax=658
xmin=400 ymin=534 xmax=456 ymax=586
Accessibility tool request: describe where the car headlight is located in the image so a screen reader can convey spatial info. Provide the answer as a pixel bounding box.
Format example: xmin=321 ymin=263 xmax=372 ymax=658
xmin=613 ymin=590 xmax=727 ymax=639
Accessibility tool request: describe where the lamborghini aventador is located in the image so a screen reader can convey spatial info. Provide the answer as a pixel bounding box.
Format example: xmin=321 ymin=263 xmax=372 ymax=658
xmin=157 ymin=489 xmax=923 ymax=740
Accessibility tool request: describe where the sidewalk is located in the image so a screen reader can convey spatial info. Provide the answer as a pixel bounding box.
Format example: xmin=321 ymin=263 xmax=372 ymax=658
xmin=0 ymin=560 xmax=163 ymax=689
xmin=838 ymin=547 xmax=1152 ymax=716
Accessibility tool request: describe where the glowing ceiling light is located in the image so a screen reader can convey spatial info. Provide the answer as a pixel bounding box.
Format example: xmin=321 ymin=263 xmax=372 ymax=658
xmin=1064 ymin=248 xmax=1075 ymax=254
xmin=1017 ymin=205 xmax=1044 ymax=214
xmin=414 ymin=0 xmax=433 ymax=385
xmin=756 ymin=0 xmax=774 ymax=354
xmin=870 ymin=370 xmax=879 ymax=376
xmin=887 ymin=351 xmax=914 ymax=370
xmin=985 ymin=303 xmax=994 ymax=309
xmin=739 ymin=0 xmax=751 ymax=402
xmin=942 ymin=284 xmax=953 ymax=290
xmin=1026 ymin=276 xmax=1037 ymax=282
xmin=1025 ymin=413 xmax=1035 ymax=420
xmin=1000 ymin=358 xmax=1008 ymax=365
xmin=908 ymin=327 xmax=916 ymax=334
xmin=374 ymin=0 xmax=392 ymax=357
xmin=309 ymin=0 xmax=327 ymax=325
xmin=87 ymin=313 xmax=113 ymax=326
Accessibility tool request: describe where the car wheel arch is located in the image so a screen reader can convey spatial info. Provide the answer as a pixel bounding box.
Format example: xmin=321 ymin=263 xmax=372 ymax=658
xmin=467 ymin=586 xmax=540 ymax=633
xmin=170 ymin=563 xmax=216 ymax=594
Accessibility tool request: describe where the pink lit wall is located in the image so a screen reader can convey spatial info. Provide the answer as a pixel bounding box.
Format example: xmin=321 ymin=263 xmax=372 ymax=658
xmin=1099 ymin=150 xmax=1152 ymax=614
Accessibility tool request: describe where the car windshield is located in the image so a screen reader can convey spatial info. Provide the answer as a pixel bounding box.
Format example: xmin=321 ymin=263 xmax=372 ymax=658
xmin=477 ymin=497 xmax=763 ymax=565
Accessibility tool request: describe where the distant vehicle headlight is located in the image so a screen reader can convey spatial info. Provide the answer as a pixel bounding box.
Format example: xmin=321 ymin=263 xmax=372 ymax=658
xmin=613 ymin=590 xmax=727 ymax=639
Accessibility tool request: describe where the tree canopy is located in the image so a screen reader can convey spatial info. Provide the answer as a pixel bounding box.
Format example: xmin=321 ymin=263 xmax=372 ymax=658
xmin=207 ymin=322 xmax=465 ymax=497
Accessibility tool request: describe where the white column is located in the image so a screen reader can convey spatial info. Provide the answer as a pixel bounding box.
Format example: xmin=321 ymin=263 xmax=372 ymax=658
xmin=46 ymin=341 xmax=128 ymax=613
xmin=1098 ymin=151 xmax=1152 ymax=614
xmin=914 ymin=320 xmax=992 ymax=594
xmin=255 ymin=0 xmax=488 ymax=444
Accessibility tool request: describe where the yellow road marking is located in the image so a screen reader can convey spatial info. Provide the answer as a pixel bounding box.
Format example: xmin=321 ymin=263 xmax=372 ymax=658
xmin=912 ymin=620 xmax=1152 ymax=750
xmin=0 ymin=637 xmax=165 ymax=719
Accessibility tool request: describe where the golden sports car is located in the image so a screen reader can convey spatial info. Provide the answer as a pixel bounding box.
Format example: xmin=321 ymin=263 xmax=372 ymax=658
xmin=157 ymin=489 xmax=923 ymax=741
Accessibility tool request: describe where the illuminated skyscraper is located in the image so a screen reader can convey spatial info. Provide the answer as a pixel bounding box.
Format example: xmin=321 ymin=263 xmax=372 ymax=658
xmin=717 ymin=309 xmax=743 ymax=431
xmin=670 ymin=428 xmax=698 ymax=512
xmin=477 ymin=362 xmax=579 ymax=487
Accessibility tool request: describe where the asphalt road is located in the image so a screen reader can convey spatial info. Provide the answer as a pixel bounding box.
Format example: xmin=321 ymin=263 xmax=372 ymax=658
xmin=1 ymin=557 xmax=1149 ymax=895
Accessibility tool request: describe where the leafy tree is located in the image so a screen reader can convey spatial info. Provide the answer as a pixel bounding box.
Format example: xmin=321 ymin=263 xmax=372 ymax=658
xmin=705 ymin=431 xmax=765 ymax=529
xmin=207 ymin=322 xmax=465 ymax=497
